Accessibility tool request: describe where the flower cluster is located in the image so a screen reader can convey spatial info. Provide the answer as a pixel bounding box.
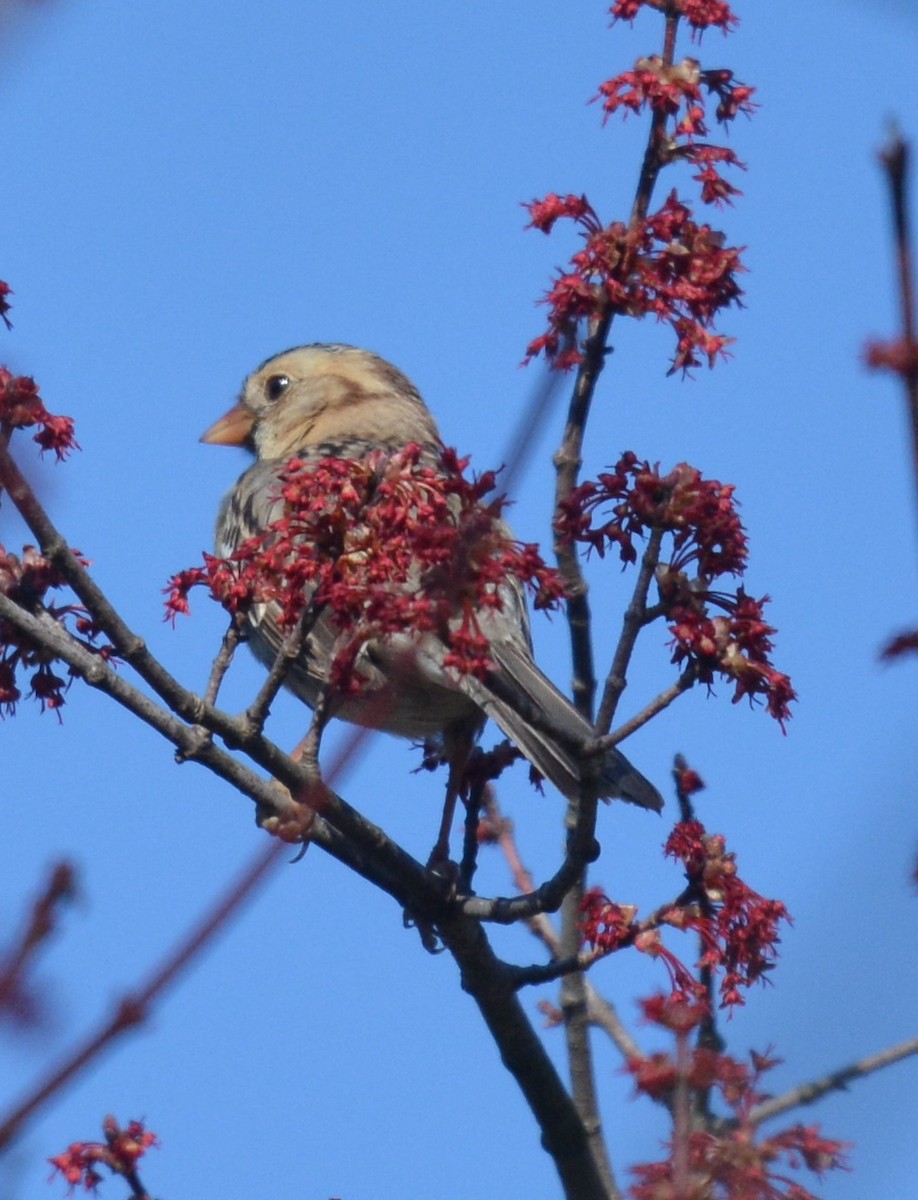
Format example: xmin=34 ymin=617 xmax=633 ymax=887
xmin=864 ymin=335 xmax=918 ymax=380
xmin=0 ymin=369 xmax=77 ymax=459
xmin=558 ymin=453 xmax=746 ymax=573
xmin=611 ymin=0 xmax=739 ymax=35
xmin=0 ymin=279 xmax=12 ymax=330
xmin=49 ymin=1116 xmax=158 ymax=1193
xmin=665 ymin=819 xmax=789 ymax=1008
xmin=580 ymin=887 xmax=704 ymax=999
xmin=579 ymin=888 xmax=639 ymax=954
xmin=668 ymin=584 xmax=796 ymax=727
xmin=0 ymin=545 xmax=111 ymax=717
xmin=627 ymin=995 xmax=848 ymax=1200
xmin=558 ymin=452 xmax=795 ymax=726
xmin=525 ymin=5 xmax=752 ymax=373
xmin=579 ymin=815 xmax=788 ymax=1010
xmin=596 ymin=56 xmax=753 ymax=136
xmin=166 ymin=446 xmax=565 ymax=689
xmin=881 ymin=628 xmax=918 ymax=661
xmin=525 ymin=190 xmax=744 ymax=375
xmin=0 ymin=861 xmax=76 ymax=1031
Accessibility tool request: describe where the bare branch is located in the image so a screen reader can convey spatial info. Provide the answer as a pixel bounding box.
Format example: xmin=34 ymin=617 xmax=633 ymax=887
xmin=201 ymin=612 xmax=247 ymax=707
xmin=599 ymin=669 xmax=695 ymax=747
xmin=244 ymin=599 xmax=326 ymax=732
xmin=439 ymin=910 xmax=613 ymax=1200
xmin=595 ymin=528 xmax=665 ymax=735
xmin=0 ymin=843 xmax=283 ymax=1150
xmin=586 ymin=989 xmax=645 ymax=1065
xmin=748 ymin=1035 xmax=918 ymax=1127
xmin=0 ymin=595 xmax=445 ymax=912
xmin=877 ymin=130 xmax=918 ymax=524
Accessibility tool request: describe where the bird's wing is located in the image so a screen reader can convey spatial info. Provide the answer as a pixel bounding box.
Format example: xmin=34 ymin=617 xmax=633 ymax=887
xmin=465 ymin=634 xmax=662 ymax=810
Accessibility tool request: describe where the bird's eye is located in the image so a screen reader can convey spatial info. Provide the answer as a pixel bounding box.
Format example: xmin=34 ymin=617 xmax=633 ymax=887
xmin=265 ymin=374 xmax=290 ymax=402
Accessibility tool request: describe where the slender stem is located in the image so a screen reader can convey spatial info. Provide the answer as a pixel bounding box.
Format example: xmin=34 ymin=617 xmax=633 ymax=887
xmin=559 ymin=867 xmax=617 ymax=1197
xmin=244 ymin=600 xmax=325 ymax=731
xmin=748 ymin=1034 xmax=918 ymax=1127
xmin=201 ymin=613 xmax=246 ymax=707
xmin=0 ymin=842 xmax=283 ymax=1150
xmin=595 ymin=529 xmax=664 ymax=734
xmin=598 ymin=669 xmax=695 ymax=747
xmin=878 ymin=131 xmax=918 ymax=526
xmin=631 ymin=14 xmax=679 ymax=218
xmin=671 ymin=1030 xmax=691 ymax=1195
xmin=586 ymin=989 xmax=645 ymax=1066
xmin=0 ymin=862 xmax=74 ymax=1015
xmin=553 ymin=399 xmax=600 ymax=721
xmin=510 ymin=948 xmax=601 ymax=990
xmin=457 ymin=778 xmax=487 ymax=896
xmin=0 ymin=596 xmax=444 ymax=911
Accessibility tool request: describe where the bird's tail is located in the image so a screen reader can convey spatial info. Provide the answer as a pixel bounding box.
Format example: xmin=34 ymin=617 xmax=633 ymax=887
xmin=461 ymin=639 xmax=663 ymax=812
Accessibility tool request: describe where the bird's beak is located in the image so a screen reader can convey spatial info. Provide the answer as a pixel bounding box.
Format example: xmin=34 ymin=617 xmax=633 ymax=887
xmin=200 ymin=401 xmax=255 ymax=447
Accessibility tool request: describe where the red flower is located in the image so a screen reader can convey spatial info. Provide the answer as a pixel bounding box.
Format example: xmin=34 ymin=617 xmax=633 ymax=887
xmin=526 ymin=189 xmax=745 ymax=375
xmin=526 ymin=0 xmax=752 ymax=374
xmin=0 ymin=369 xmax=78 ymax=459
xmin=628 ymin=1038 xmax=848 ymax=1200
xmin=881 ymin=628 xmax=918 ymax=660
xmin=557 ymin=455 xmax=794 ymax=726
xmin=49 ymin=1117 xmax=159 ymax=1194
xmin=523 ymin=193 xmax=600 ymax=235
xmin=579 ymin=887 xmax=638 ymax=953
xmin=1 ymin=545 xmax=113 ymax=719
xmin=596 ymin=56 xmax=703 ymax=123
xmin=167 ymin=447 xmax=565 ymax=691
xmin=611 ymin=1 xmax=740 ymax=34
xmin=557 ymin=454 xmax=748 ymax=576
xmin=664 ymin=819 xmax=791 ymax=1007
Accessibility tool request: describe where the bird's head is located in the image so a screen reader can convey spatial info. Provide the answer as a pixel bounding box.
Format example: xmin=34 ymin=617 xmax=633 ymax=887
xmin=201 ymin=343 xmax=440 ymax=460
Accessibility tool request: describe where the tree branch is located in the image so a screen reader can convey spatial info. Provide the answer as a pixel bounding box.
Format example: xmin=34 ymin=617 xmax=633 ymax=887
xmin=877 ymin=130 xmax=918 ymax=526
xmin=748 ymin=1034 xmax=918 ymax=1127
xmin=439 ymin=910 xmax=613 ymax=1200
xmin=595 ymin=528 xmax=665 ymax=735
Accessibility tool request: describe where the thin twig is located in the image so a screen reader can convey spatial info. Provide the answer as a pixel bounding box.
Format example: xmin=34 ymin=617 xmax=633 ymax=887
xmin=0 ymin=862 xmax=74 ymax=1016
xmin=595 ymin=528 xmax=665 ymax=734
xmin=598 ymin=669 xmax=695 ymax=747
xmin=244 ymin=599 xmax=325 ymax=732
xmin=559 ymin=855 xmax=616 ymax=1195
xmin=0 ymin=842 xmax=282 ymax=1150
xmin=499 ymin=364 xmax=567 ymax=497
xmin=878 ymin=130 xmax=918 ymax=524
xmin=457 ymin=777 xmax=487 ymax=896
xmin=586 ymin=989 xmax=645 ymax=1065
xmin=201 ymin=612 xmax=247 ymax=707
xmin=747 ymin=1035 xmax=918 ymax=1128
xmin=509 ymin=949 xmax=602 ymax=989
xmin=0 ymin=596 xmax=444 ymax=911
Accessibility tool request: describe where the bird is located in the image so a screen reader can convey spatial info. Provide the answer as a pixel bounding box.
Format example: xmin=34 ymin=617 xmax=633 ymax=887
xmin=201 ymin=344 xmax=663 ymax=834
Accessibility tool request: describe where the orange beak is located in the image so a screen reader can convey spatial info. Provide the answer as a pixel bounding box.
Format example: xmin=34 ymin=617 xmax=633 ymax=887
xmin=200 ymin=401 xmax=255 ymax=447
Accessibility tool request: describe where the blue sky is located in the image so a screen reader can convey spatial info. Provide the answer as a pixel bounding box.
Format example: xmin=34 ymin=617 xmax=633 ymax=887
xmin=3 ymin=2 xmax=918 ymax=1198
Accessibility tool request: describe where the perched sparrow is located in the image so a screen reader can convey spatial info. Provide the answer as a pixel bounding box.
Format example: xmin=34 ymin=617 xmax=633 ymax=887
xmin=202 ymin=344 xmax=662 ymax=813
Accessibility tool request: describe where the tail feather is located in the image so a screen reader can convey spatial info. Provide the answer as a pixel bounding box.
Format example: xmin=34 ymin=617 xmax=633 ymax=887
xmin=459 ymin=639 xmax=663 ymax=812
